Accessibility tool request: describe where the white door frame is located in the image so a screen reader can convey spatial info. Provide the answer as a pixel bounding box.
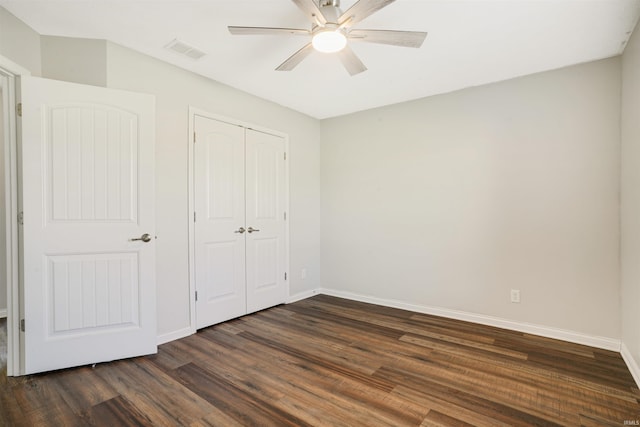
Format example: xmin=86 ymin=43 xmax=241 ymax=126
xmin=186 ymin=107 xmax=290 ymax=336
xmin=0 ymin=55 xmax=31 ymax=376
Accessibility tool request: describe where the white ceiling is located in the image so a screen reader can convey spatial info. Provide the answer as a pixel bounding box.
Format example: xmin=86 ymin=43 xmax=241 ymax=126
xmin=1 ymin=0 xmax=639 ymax=119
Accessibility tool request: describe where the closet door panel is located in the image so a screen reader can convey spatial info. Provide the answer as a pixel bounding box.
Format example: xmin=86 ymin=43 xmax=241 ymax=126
xmin=194 ymin=116 xmax=246 ymax=328
xmin=245 ymin=129 xmax=287 ymax=313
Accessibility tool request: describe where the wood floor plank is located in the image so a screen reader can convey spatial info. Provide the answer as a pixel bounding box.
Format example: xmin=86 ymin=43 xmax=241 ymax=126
xmin=579 ymin=412 xmax=636 ymax=427
xmin=49 ymin=365 xmax=119 ymax=414
xmin=241 ymin=310 xmax=389 ymax=375
xmin=391 ymin=384 xmax=523 ymax=427
xmin=421 ymin=348 xmax=637 ymax=422
xmin=192 ymin=328 xmax=409 ymax=426
xmin=2 ymin=296 xmax=640 ymax=426
xmin=263 ymin=304 xmax=439 ymax=364
xmin=501 ymin=333 xmax=598 ymax=359
xmin=193 ymin=337 xmax=378 ymax=426
xmin=171 ymin=362 xmax=314 ymax=427
xmin=83 ymin=395 xmax=154 ymax=426
xmin=94 ymin=357 xmax=216 ymax=426
xmin=422 ymin=347 xmax=640 ymax=417
xmin=239 ymin=330 xmax=397 ymax=393
xmin=302 ymin=299 xmax=499 ymax=346
xmin=193 ymin=410 xmax=250 ymax=427
xmin=12 ymin=375 xmax=87 ymax=426
xmin=422 ymin=410 xmax=475 ymax=427
xmin=377 ymin=365 xmax=568 ymax=426
xmin=145 ymin=344 xmax=193 ymax=371
xmin=312 ymin=294 xmax=416 ymax=320
xmin=0 ymin=382 xmax=24 ymax=426
xmin=526 ymin=349 xmax=636 ymax=389
xmin=284 ymin=302 xmax=407 ymax=340
xmin=176 ymin=317 xmax=427 ymax=426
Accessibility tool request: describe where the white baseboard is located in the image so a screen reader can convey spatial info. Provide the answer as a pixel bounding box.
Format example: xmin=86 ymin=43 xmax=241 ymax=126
xmin=287 ymin=288 xmax=321 ymax=304
xmin=621 ymin=342 xmax=640 ymax=388
xmin=0 ymin=308 xmax=6 ymax=319
xmin=308 ymin=288 xmax=621 ymax=352
xmin=157 ymin=326 xmax=194 ymax=346
xmin=156 ymin=288 xmax=622 ymax=354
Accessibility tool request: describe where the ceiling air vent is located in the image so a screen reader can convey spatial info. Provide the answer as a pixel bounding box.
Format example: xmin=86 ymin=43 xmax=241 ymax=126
xmin=164 ymin=39 xmax=206 ymax=60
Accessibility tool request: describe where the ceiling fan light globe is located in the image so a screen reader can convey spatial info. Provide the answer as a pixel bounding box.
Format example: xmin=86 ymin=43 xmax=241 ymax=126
xmin=312 ymin=30 xmax=347 ymax=53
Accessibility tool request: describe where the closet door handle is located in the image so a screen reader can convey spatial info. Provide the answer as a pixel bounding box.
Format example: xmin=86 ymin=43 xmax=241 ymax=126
xmin=247 ymin=227 xmax=260 ymax=233
xmin=130 ymin=233 xmax=152 ymax=242
xmin=234 ymin=227 xmax=246 ymax=234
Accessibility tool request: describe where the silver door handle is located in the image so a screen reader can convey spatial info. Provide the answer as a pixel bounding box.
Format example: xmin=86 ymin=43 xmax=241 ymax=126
xmin=234 ymin=227 xmax=246 ymax=234
xmin=247 ymin=227 xmax=260 ymax=233
xmin=130 ymin=233 xmax=152 ymax=242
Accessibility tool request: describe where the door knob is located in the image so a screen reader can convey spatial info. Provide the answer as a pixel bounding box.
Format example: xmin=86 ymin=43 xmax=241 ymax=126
xmin=130 ymin=233 xmax=152 ymax=242
xmin=247 ymin=227 xmax=260 ymax=233
xmin=234 ymin=227 xmax=246 ymax=234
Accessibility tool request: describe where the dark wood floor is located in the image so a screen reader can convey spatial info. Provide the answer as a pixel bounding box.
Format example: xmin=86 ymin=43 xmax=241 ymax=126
xmin=1 ymin=295 xmax=639 ymax=426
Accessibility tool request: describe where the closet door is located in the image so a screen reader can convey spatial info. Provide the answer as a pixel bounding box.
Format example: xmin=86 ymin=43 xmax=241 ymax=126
xmin=194 ymin=116 xmax=246 ymax=329
xmin=245 ymin=129 xmax=287 ymax=313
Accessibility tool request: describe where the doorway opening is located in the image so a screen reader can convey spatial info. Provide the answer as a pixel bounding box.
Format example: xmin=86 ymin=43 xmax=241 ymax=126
xmin=1 ymin=84 xmax=7 ymax=376
xmin=1 ymin=85 xmax=6 ymax=321
xmin=1 ymin=56 xmax=30 ymax=376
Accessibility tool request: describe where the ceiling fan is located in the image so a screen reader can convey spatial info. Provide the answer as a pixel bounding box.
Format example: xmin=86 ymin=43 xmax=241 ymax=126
xmin=228 ymin=0 xmax=427 ymax=76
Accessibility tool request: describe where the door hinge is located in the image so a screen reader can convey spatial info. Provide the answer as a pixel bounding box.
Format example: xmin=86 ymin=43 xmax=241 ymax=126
xmin=284 ymin=272 xmax=287 ymax=280
xmin=193 ymin=131 xmax=196 ymax=143
xmin=20 ymin=319 xmax=25 ymax=332
xmin=195 ymin=291 xmax=198 ymax=301
xmin=194 ymin=212 xmax=196 ymax=222
xmin=17 ymin=211 xmax=24 ymax=225
xmin=284 ymin=152 xmax=287 ymax=160
xmin=284 ymin=211 xmax=287 ymax=221
xmin=16 ymin=103 xmax=22 ymax=117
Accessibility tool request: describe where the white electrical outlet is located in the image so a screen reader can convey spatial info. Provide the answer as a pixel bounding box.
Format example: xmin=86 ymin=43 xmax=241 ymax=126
xmin=301 ymin=268 xmax=307 ymax=280
xmin=510 ymin=289 xmax=521 ymax=303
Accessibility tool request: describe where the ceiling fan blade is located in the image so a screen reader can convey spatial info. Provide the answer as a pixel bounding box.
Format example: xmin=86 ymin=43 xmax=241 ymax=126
xmin=348 ymin=29 xmax=427 ymax=48
xmin=276 ymin=43 xmax=314 ymax=71
xmin=338 ymin=0 xmax=396 ymax=28
xmin=228 ymin=26 xmax=310 ymax=36
xmin=290 ymin=0 xmax=328 ymax=25
xmin=337 ymin=45 xmax=367 ymax=76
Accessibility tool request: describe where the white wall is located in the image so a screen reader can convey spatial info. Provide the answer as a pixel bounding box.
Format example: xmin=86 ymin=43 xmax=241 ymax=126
xmin=104 ymin=42 xmax=321 ymax=338
xmin=321 ymin=58 xmax=622 ymax=339
xmin=41 ymin=36 xmax=106 ymax=87
xmin=0 ymin=7 xmax=41 ymax=76
xmin=622 ymin=21 xmax=640 ymax=366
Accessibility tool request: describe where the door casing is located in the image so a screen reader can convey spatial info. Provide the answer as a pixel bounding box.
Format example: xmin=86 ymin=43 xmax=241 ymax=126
xmin=187 ymin=107 xmax=290 ymax=338
xmin=0 ymin=55 xmax=30 ymax=376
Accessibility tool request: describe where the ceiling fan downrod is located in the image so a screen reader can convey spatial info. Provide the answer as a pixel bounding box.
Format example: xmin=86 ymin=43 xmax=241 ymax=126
xmin=319 ymin=0 xmax=340 ymax=7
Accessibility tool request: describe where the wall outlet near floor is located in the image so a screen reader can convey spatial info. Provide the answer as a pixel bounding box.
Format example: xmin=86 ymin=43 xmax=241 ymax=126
xmin=510 ymin=289 xmax=521 ymax=303
xmin=301 ymin=268 xmax=307 ymax=280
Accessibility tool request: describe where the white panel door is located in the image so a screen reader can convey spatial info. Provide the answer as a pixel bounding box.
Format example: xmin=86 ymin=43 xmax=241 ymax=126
xmin=19 ymin=76 xmax=156 ymax=374
xmin=245 ymin=129 xmax=286 ymax=313
xmin=194 ymin=116 xmax=246 ymax=328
